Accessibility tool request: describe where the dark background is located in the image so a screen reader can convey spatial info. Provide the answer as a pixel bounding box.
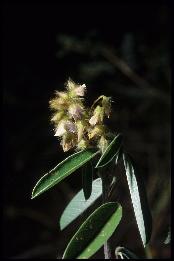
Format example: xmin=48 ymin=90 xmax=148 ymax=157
xmin=3 ymin=3 xmax=171 ymax=259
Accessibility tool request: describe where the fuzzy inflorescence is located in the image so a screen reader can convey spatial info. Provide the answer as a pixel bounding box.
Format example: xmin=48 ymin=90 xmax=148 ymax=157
xmin=49 ymin=79 xmax=112 ymax=153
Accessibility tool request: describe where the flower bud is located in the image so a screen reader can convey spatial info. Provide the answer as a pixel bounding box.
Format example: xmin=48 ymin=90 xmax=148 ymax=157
xmin=60 ymin=133 xmax=76 ymax=152
xmin=74 ymin=84 xmax=86 ymax=96
xmin=77 ymin=138 xmax=88 ymax=150
xmin=66 ymin=79 xmax=86 ymax=98
xmin=51 ymin=111 xmax=65 ymax=124
xmin=98 ymin=136 xmax=108 ymax=153
xmin=88 ymin=125 xmax=105 ymax=139
xmin=64 ymin=120 xmax=77 ymax=133
xmin=66 ymin=78 xmax=76 ymax=91
xmin=102 ymin=96 xmax=111 ymax=117
xmin=54 ymin=120 xmax=67 ymax=137
xmin=76 ymin=120 xmax=85 ymax=142
xmin=68 ymin=104 xmax=84 ymax=121
xmin=89 ymin=106 xmax=104 ymax=126
xmin=49 ymin=97 xmax=68 ymax=110
xmin=56 ymin=91 xmax=69 ymax=100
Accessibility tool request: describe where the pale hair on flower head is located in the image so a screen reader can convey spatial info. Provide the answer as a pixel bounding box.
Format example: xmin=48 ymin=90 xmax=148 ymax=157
xmin=50 ymin=79 xmax=113 ymax=153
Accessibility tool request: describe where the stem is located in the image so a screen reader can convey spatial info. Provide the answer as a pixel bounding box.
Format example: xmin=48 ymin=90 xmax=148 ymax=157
xmin=100 ymin=171 xmax=113 ymax=259
xmin=145 ymin=244 xmax=153 ymax=259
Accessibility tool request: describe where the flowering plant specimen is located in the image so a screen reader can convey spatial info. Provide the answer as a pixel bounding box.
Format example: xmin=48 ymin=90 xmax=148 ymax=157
xmin=31 ymin=79 xmax=152 ymax=259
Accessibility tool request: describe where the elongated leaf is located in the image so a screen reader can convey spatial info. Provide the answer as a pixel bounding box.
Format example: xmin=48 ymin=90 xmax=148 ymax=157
xmin=32 ymin=149 xmax=99 ymax=199
xmin=60 ymin=178 xmax=102 ymax=230
xmin=82 ymin=161 xmax=93 ymax=200
xmin=115 ymin=246 xmax=139 ymax=259
xmin=63 ymin=202 xmax=122 ymax=259
xmin=95 ymin=134 xmax=122 ymax=168
xmin=123 ymin=153 xmax=152 ymax=246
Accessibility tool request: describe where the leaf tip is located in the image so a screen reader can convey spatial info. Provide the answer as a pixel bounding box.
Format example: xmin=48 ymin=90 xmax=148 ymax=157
xmin=31 ymin=186 xmax=39 ymax=199
xmin=31 ymin=191 xmax=36 ymax=199
xmin=94 ymin=162 xmax=101 ymax=168
xmin=59 ymin=221 xmax=65 ymax=231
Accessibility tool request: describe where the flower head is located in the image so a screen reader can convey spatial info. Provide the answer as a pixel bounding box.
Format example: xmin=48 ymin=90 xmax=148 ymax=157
xmin=49 ymin=78 xmax=113 ymax=153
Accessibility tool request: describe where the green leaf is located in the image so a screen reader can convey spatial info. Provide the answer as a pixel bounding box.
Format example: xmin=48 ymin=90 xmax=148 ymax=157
xmin=123 ymin=153 xmax=152 ymax=247
xmin=82 ymin=161 xmax=93 ymax=200
xmin=31 ymin=149 xmax=99 ymax=199
xmin=62 ymin=202 xmax=122 ymax=259
xmin=60 ymin=178 xmax=102 ymax=230
xmin=95 ymin=134 xmax=122 ymax=168
xmin=115 ymin=246 xmax=140 ymax=259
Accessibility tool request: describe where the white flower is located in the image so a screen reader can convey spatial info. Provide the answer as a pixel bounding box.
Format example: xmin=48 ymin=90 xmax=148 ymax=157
xmin=89 ymin=106 xmax=104 ymax=126
xmin=65 ymin=121 xmax=77 ymax=133
xmin=68 ymin=104 xmax=84 ymax=120
xmin=54 ymin=121 xmax=67 ymax=137
xmin=89 ymin=115 xmax=98 ymax=126
xmin=54 ymin=120 xmax=77 ymax=137
xmin=74 ymin=84 xmax=86 ymax=96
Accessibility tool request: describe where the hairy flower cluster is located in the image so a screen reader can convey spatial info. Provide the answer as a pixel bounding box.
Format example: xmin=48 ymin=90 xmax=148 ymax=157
xmin=49 ymin=79 xmax=112 ymax=153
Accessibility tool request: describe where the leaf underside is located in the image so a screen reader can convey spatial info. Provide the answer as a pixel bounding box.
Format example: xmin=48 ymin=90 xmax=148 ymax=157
xmin=60 ymin=178 xmax=102 ymax=230
xmin=123 ymin=153 xmax=152 ymax=247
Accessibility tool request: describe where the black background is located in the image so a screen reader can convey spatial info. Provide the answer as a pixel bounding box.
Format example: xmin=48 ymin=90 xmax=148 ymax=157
xmin=3 ymin=2 xmax=171 ymax=259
